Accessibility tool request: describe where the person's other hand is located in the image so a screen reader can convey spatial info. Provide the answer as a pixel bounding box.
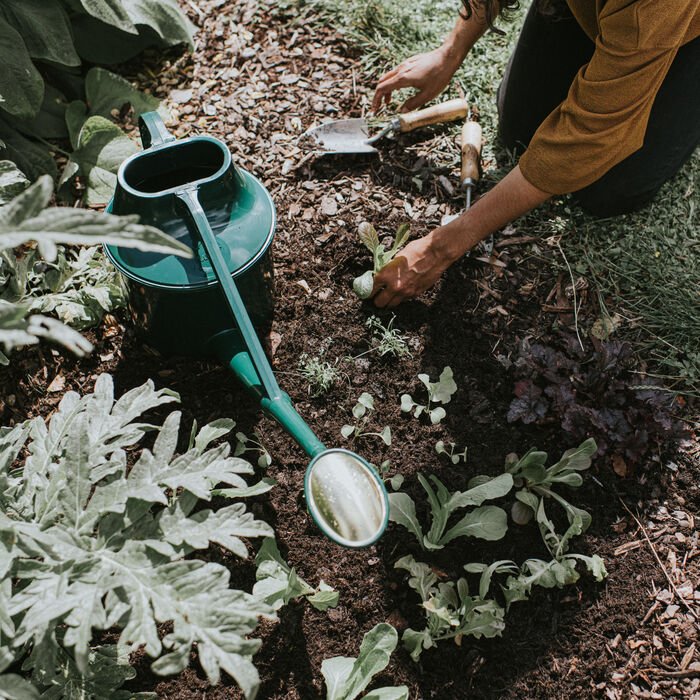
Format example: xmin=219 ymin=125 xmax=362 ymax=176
xmin=372 ymin=47 xmax=459 ymax=113
xmin=370 ymin=235 xmax=453 ymax=308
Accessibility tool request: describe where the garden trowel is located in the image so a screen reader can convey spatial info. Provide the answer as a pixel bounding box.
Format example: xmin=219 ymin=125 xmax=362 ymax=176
xmin=301 ymin=98 xmax=469 ymax=155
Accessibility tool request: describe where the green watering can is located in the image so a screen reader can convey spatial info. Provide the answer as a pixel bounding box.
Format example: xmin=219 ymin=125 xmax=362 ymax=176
xmin=105 ymin=112 xmax=389 ymax=548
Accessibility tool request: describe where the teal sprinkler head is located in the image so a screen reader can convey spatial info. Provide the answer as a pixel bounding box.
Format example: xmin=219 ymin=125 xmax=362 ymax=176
xmin=105 ymin=112 xmax=389 ymax=548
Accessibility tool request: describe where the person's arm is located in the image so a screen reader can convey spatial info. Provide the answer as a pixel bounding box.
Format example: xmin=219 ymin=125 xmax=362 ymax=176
xmin=371 ymin=165 xmax=550 ymax=308
xmin=372 ymin=11 xmax=489 ymax=112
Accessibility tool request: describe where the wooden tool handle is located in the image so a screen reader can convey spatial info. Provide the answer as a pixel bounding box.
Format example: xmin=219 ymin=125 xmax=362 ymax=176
xmin=397 ymin=98 xmax=469 ymax=133
xmin=460 ymin=120 xmax=482 ymax=184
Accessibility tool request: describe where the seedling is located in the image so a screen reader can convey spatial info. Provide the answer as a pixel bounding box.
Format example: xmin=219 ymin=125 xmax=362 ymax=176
xmin=352 ymin=221 xmax=410 ymax=299
xmin=366 ymin=315 xmax=411 ymax=358
xmin=235 ymin=429 xmax=273 ymax=468
xmin=401 ymin=366 xmax=457 ymax=425
xmin=341 ymin=392 xmax=392 ymax=446
xmin=435 ymin=440 xmax=468 ymax=464
xmin=506 ymin=437 xmax=596 ymax=528
xmin=389 ymin=472 xmax=513 ymax=550
xmin=298 ymin=352 xmax=343 ymax=396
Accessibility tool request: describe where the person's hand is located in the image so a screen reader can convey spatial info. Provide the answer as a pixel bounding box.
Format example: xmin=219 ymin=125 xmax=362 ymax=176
xmin=372 ymin=47 xmax=460 ymax=113
xmin=370 ymin=234 xmax=454 ymax=308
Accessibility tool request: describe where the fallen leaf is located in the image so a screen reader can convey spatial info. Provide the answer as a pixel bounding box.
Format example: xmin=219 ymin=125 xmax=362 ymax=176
xmin=47 ymin=375 xmax=65 ymax=393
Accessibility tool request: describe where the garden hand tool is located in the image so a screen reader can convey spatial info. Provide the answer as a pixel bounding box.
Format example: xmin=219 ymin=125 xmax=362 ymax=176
xmin=460 ymin=118 xmax=482 ymax=211
xmin=105 ymin=112 xmax=389 ymax=549
xmin=301 ymin=98 xmax=469 ymax=155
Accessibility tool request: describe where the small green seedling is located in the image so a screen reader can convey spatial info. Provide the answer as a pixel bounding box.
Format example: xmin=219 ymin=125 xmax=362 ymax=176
xmin=506 ymin=437 xmax=597 ymax=529
xmin=320 ymin=623 xmax=408 ymax=700
xmin=298 ymin=352 xmax=343 ymax=396
xmin=253 ymin=538 xmax=339 ymax=612
xmin=234 ymin=430 xmax=272 ymax=468
xmin=389 ymin=472 xmax=513 ymax=550
xmin=341 ymin=392 xmax=392 ymax=446
xmin=366 ymin=315 xmax=411 ymax=358
xmin=401 ymin=366 xmax=457 ymax=425
xmin=353 ymin=222 xmax=410 ymax=299
xmin=435 ymin=440 xmax=468 ymax=464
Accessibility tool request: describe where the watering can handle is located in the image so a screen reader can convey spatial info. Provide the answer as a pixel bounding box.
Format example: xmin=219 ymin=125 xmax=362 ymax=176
xmin=139 ymin=111 xmax=176 ymax=149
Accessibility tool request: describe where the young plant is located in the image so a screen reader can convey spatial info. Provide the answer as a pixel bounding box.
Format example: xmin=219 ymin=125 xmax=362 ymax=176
xmin=365 ymin=315 xmax=411 ymax=358
xmin=435 ymin=440 xmax=468 ymax=464
xmin=506 ymin=437 xmax=597 ymax=529
xmin=0 ymin=172 xmax=190 ymax=362
xmin=235 ymin=429 xmax=273 ymax=468
xmin=341 ymin=392 xmax=392 ymax=447
xmin=299 ymin=352 xmax=343 ymax=396
xmin=353 ymin=222 xmax=410 ymax=299
xmin=395 ymin=555 xmax=507 ymax=662
xmin=0 ymin=375 xmax=275 ymax=699
xmin=321 ymin=623 xmax=408 ymax=700
xmin=401 ymin=366 xmax=457 ymax=425
xmin=253 ymin=538 xmax=339 ymax=612
xmin=389 ymin=473 xmax=513 ymax=550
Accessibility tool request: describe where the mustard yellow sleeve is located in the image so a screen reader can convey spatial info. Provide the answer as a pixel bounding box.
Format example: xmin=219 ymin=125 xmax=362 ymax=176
xmin=519 ymin=0 xmax=697 ymax=195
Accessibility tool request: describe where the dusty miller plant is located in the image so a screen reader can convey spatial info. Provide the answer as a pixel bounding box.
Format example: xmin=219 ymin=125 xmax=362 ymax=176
xmin=0 ymin=374 xmax=277 ymax=699
xmin=0 ymin=171 xmax=189 ymax=363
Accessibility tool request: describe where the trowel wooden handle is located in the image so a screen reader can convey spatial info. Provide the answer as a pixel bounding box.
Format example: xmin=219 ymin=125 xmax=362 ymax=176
xmin=397 ymin=98 xmax=469 ymax=133
xmin=461 ymin=120 xmax=482 ymax=185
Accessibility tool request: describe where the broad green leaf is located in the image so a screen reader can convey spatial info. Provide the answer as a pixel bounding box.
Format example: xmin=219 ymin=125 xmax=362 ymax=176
xmin=0 ymin=176 xmax=52 ymax=229
xmin=388 ymin=492 xmax=423 ymax=544
xmin=330 ymin=623 xmax=398 ymax=700
xmin=428 ymin=406 xmax=446 ymax=424
xmin=363 ymin=687 xmax=409 ymax=700
xmin=0 ymin=674 xmax=40 ymax=700
xmin=357 ymin=222 xmax=379 ymax=253
xmin=62 ymin=116 xmax=138 ymax=206
xmin=85 ymin=67 xmax=163 ymax=121
xmin=439 ymin=505 xmax=508 ymax=545
xmin=378 ymin=426 xmax=391 ymax=446
xmin=394 ymin=555 xmax=437 ymax=601
xmin=555 ymin=437 xmax=597 ymax=472
xmin=322 ymin=657 xmax=355 ymax=700
xmin=307 ymin=581 xmax=340 ymax=612
xmin=75 ymin=0 xmax=138 ymax=33
xmin=0 ymin=17 xmax=43 ymax=120
xmin=445 ymin=473 xmax=514 ymax=512
xmin=399 ymin=394 xmax=414 ymax=412
xmin=0 ymin=161 xmax=28 ymax=206
xmin=121 ymin=0 xmax=194 ymax=46
xmin=429 ymin=366 xmax=457 ymax=404
xmin=352 ymin=270 xmax=374 ymax=300
xmin=0 ymin=1 xmax=80 ymax=66
xmin=401 ymin=627 xmax=433 ymax=662
xmin=0 ymin=117 xmax=57 ymax=180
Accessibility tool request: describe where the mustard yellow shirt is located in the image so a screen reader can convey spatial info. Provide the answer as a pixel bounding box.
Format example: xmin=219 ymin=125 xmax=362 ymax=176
xmin=518 ymin=0 xmax=700 ymax=194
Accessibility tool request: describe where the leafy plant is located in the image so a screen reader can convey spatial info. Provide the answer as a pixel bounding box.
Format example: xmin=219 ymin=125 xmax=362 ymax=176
xmin=341 ymin=392 xmax=392 ymax=447
xmin=0 ymin=171 xmax=190 ymax=362
xmin=400 ymin=366 xmax=457 ymax=425
xmin=365 ymin=315 xmax=411 ymax=359
xmin=389 ymin=473 xmax=513 ymax=550
xmin=353 ymin=222 xmax=410 ymax=300
xmin=234 ymin=429 xmax=273 ymax=469
xmin=253 ymin=538 xmax=339 ymax=612
xmin=435 ymin=440 xmax=467 ymax=464
xmin=0 ymin=374 xmax=276 ymax=699
xmin=299 ymin=351 xmax=344 ymax=396
xmin=0 ymin=0 xmax=193 ymax=195
xmin=395 ymin=555 xmax=507 ymax=661
xmin=507 ymin=337 xmax=687 ymax=470
xmin=321 ymin=623 xmax=408 ymax=700
xmin=390 ymin=439 xmax=607 ymax=660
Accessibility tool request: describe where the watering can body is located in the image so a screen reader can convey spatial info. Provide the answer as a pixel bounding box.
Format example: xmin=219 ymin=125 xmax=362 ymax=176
xmin=105 ymin=113 xmax=276 ymax=356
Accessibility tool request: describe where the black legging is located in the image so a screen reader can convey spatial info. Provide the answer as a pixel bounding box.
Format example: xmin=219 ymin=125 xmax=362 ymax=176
xmin=497 ymin=3 xmax=700 ymax=217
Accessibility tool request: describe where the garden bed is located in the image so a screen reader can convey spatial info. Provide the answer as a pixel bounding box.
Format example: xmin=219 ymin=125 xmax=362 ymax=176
xmin=1 ymin=1 xmax=697 ymax=698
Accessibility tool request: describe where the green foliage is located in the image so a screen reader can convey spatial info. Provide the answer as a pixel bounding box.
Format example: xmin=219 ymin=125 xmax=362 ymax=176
xmin=299 ymin=351 xmax=344 ymax=396
xmin=0 ymin=375 xmax=275 ymax=699
xmin=0 ymin=0 xmax=193 ymax=200
xmin=389 ymin=473 xmax=512 ymax=550
xmin=435 ymin=440 xmax=467 ymax=465
xmin=321 ymin=623 xmax=408 ymax=700
xmin=400 ymin=366 xmax=457 ymax=424
xmin=234 ymin=429 xmax=273 ymax=469
xmin=353 ymin=222 xmax=410 ymax=299
xmin=341 ymin=392 xmax=392 ymax=447
xmin=0 ymin=172 xmax=190 ymax=362
xmin=365 ymin=315 xmax=411 ymax=359
xmin=253 ymin=538 xmax=339 ymax=612
xmin=389 ymin=440 xmax=606 ymax=660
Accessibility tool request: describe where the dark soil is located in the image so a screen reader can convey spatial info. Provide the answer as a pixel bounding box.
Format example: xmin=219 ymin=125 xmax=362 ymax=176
xmin=2 ymin=1 xmax=698 ymax=698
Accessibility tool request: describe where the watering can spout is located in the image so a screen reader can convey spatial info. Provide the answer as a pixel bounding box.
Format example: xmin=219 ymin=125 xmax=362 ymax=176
xmin=208 ymin=330 xmax=326 ymax=458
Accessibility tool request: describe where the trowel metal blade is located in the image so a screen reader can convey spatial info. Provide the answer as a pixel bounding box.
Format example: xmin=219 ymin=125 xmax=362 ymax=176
xmin=300 ymin=118 xmax=378 ymax=155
